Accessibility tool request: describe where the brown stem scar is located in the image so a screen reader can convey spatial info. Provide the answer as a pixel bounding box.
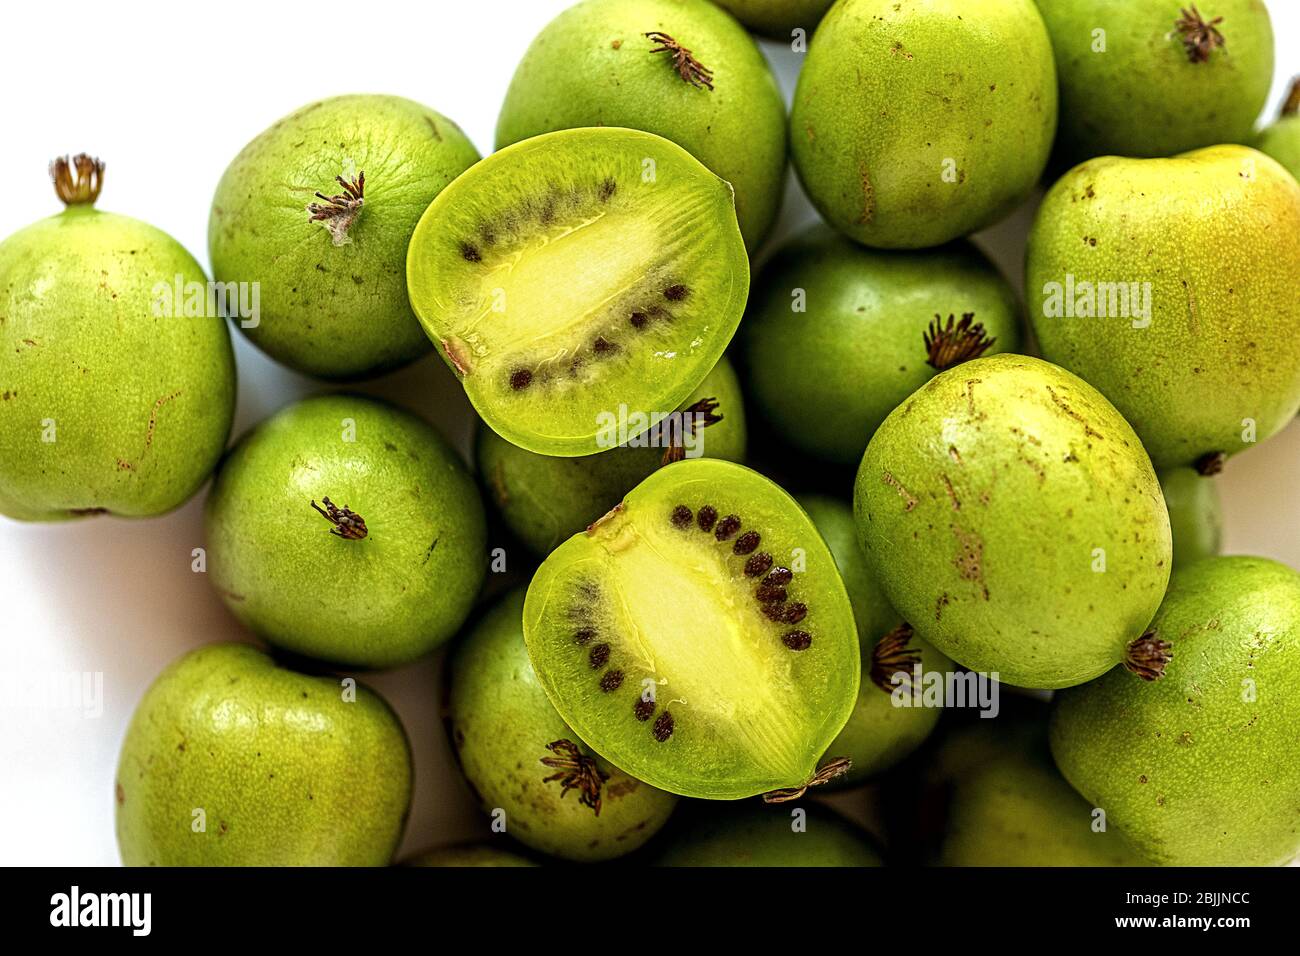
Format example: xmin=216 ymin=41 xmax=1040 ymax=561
xmin=307 ymin=171 xmax=365 ymax=246
xmin=924 ymin=312 xmax=996 ymax=370
xmin=645 ymin=32 xmax=714 ymax=90
xmin=1173 ymin=5 xmax=1226 ymax=63
xmin=50 ymin=154 xmax=104 ymax=207
xmin=761 ymin=757 xmax=853 ymax=803
xmin=1124 ymin=628 xmax=1173 ymax=681
xmin=1194 ymin=451 xmax=1225 ymax=476
xmin=658 ymin=397 xmax=724 ymax=466
xmin=870 ymin=623 xmax=923 ymax=692
xmin=540 ymin=739 xmax=608 ymax=816
xmin=311 ymin=497 xmax=368 ymax=539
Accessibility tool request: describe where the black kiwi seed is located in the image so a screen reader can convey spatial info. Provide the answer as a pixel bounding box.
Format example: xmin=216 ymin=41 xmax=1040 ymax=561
xmin=782 ymin=630 xmax=813 ymax=651
xmin=697 ymin=505 xmax=718 ymax=532
xmin=589 ymin=643 xmax=611 ymax=668
xmin=573 ymin=627 xmax=597 ymax=645
xmin=593 ymin=336 xmax=618 ymax=355
xmin=509 ymin=368 xmax=533 ymax=391
xmin=782 ymin=603 xmax=808 ymax=624
xmin=652 ymin=711 xmax=675 ymax=742
xmin=756 ymin=583 xmax=787 ymax=604
xmin=629 ymin=311 xmax=648 ymax=329
xmin=670 ymin=505 xmax=692 ymax=528
xmin=733 ymin=530 xmax=761 ymax=555
xmin=599 ymin=177 xmax=616 ymax=202
xmin=765 ymin=567 xmax=793 ymax=587
xmin=600 ymin=670 xmax=625 ymax=692
xmin=459 ymin=241 xmax=482 ymax=263
xmin=762 ymin=603 xmax=788 ymax=622
xmin=633 ymin=698 xmax=655 ymax=721
xmin=744 ymin=552 xmax=774 ymax=577
xmin=663 ymin=284 xmax=689 ymax=301
xmin=714 ymin=515 xmax=741 ymax=541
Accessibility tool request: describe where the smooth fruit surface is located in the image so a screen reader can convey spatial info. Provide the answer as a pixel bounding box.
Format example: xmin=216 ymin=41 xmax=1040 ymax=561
xmin=0 ymin=160 xmax=235 ymax=521
xmin=1051 ymin=556 xmax=1300 ymax=866
xmin=742 ymin=225 xmax=1021 ymax=465
xmin=524 ymin=459 xmax=859 ymax=799
xmin=1036 ymin=0 xmax=1274 ymax=162
xmin=790 ymin=0 xmax=1057 ymax=248
xmin=448 ymin=589 xmax=677 ymax=861
xmin=477 ymin=357 xmax=746 ymax=554
xmin=654 ymin=803 xmax=882 ymax=866
xmin=408 ymin=127 xmax=749 ymax=457
xmin=116 ymin=643 xmax=411 ymax=866
xmin=205 ymin=395 xmax=485 ymax=669
xmin=1027 ymin=145 xmax=1300 ymax=468
xmin=209 ymin=94 xmax=479 ymax=379
xmin=800 ymin=495 xmax=947 ymax=785
xmin=1159 ymin=467 xmax=1222 ymax=567
xmin=496 ymin=0 xmax=786 ymax=249
xmin=854 ymin=354 xmax=1171 ymax=689
xmin=713 ymin=0 xmax=834 ymax=38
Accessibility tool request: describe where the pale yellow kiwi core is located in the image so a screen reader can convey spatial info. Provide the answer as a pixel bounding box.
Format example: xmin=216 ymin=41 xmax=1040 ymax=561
xmin=591 ymin=509 xmax=808 ymax=780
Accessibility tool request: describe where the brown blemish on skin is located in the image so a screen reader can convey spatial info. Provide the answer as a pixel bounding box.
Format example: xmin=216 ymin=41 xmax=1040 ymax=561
xmin=857 ymin=161 xmax=876 ymax=224
xmin=935 ymin=592 xmax=950 ymax=621
xmin=144 ymin=391 xmax=181 ymax=451
xmin=115 ymin=782 xmax=124 ymax=805
xmin=948 ymin=445 xmax=963 ymax=465
xmin=940 ymin=473 xmax=960 ymax=510
xmin=1046 ymin=385 xmax=1103 ymax=440
xmin=442 ymin=339 xmax=471 ymax=376
xmin=1182 ymin=278 xmax=1201 ymax=336
xmin=951 ymin=525 xmax=989 ymax=599
xmin=881 ymin=470 xmax=918 ymax=511
xmin=964 ymin=378 xmax=982 ymax=418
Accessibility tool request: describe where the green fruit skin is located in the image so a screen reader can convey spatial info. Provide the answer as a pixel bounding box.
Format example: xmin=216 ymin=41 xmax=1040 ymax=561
xmin=116 ymin=643 xmax=411 ymax=866
xmin=713 ymin=0 xmax=834 ymax=39
xmin=655 ymin=803 xmax=882 ymax=866
xmin=1255 ymin=116 xmax=1300 ymax=181
xmin=854 ymin=354 xmax=1171 ymax=690
xmin=448 ymin=589 xmax=677 ymax=862
xmin=800 ymin=494 xmax=948 ymax=785
xmin=1051 ymin=556 xmax=1300 ymax=867
xmin=1036 ymin=0 xmax=1274 ymax=163
xmin=0 ymin=207 xmax=235 ymax=521
xmin=1158 ymin=467 xmax=1222 ymax=568
xmin=933 ymin=721 xmax=1149 ymax=866
xmin=404 ymin=844 xmax=537 ymax=867
xmin=1027 ymin=145 xmax=1300 ymax=468
xmin=495 ymin=0 xmax=787 ymax=250
xmin=209 ymin=95 xmax=479 ymax=379
xmin=477 ymin=357 xmax=746 ymax=555
xmin=742 ymin=226 xmax=1022 ymax=466
xmin=790 ymin=0 xmax=1057 ymax=248
xmin=205 ymin=395 xmax=486 ymax=669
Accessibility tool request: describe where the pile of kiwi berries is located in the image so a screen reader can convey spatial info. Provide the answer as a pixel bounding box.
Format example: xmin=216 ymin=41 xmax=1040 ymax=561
xmin=3 ymin=0 xmax=1298 ymax=870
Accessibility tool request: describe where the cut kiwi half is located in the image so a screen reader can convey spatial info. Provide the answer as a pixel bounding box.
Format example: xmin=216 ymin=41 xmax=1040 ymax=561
xmin=407 ymin=127 xmax=749 ymax=456
xmin=522 ymin=459 xmax=860 ymax=800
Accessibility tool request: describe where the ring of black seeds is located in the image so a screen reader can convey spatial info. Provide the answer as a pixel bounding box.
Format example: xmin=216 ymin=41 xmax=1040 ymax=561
xmin=733 ymin=530 xmax=761 ymax=555
xmin=697 ymin=505 xmax=718 ymax=532
xmin=670 ymin=505 xmax=692 ymax=528
xmin=783 ymin=630 xmax=813 ymax=651
xmin=600 ymin=670 xmax=624 ymax=692
xmin=633 ymin=698 xmax=655 ymax=721
xmin=573 ymin=627 xmax=597 ymax=645
xmin=589 ymin=643 xmax=610 ymax=668
xmin=744 ymin=552 xmax=773 ymax=577
xmin=714 ymin=514 xmax=741 ymax=541
xmin=652 ymin=711 xmax=675 ymax=742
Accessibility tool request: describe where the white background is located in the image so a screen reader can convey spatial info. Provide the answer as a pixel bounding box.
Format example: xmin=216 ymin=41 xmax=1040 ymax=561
xmin=0 ymin=0 xmax=1296 ymax=865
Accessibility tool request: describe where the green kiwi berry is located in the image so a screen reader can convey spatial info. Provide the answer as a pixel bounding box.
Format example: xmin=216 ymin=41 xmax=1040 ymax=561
xmin=800 ymin=495 xmax=950 ymax=786
xmin=477 ymin=357 xmax=746 ymax=555
xmin=205 ymin=394 xmax=486 ymax=669
xmin=0 ymin=156 xmax=235 ymax=521
xmin=854 ymin=354 xmax=1172 ymax=690
xmin=407 ymin=127 xmax=749 ymax=457
xmin=496 ymin=0 xmax=786 ymax=249
xmin=1051 ymin=556 xmax=1300 ymax=866
xmin=1159 ymin=467 xmax=1222 ymax=567
xmin=448 ymin=589 xmax=677 ymax=862
xmin=1026 ymin=145 xmax=1300 ymax=469
xmin=523 ymin=458 xmax=859 ymax=800
xmin=654 ymin=802 xmax=882 ymax=866
xmin=116 ymin=643 xmax=411 ymax=866
xmin=790 ymin=0 xmax=1057 ymax=248
xmin=209 ymin=95 xmax=479 ymax=379
xmin=1255 ymin=78 xmax=1300 ymax=180
xmin=741 ymin=225 xmax=1021 ymax=466
xmin=713 ymin=0 xmax=834 ymax=39
xmin=1037 ymin=0 xmax=1274 ymax=163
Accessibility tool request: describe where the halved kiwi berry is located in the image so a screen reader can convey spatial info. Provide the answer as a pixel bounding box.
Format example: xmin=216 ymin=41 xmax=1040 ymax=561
xmin=522 ymin=459 xmax=860 ymax=800
xmin=407 ymin=127 xmax=749 ymax=456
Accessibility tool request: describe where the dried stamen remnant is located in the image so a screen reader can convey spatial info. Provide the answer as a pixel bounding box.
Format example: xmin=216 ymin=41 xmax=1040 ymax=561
xmin=1173 ymin=5 xmax=1226 ymax=63
xmin=1124 ymin=629 xmax=1173 ymax=681
xmin=761 ymin=757 xmax=852 ymax=803
xmin=1194 ymin=450 xmax=1225 ymax=476
xmin=652 ymin=710 xmax=675 ymax=742
xmin=311 ymin=497 xmax=368 ymax=540
xmin=645 ymin=32 xmax=714 ymax=90
xmin=870 ymin=623 xmax=922 ymax=692
xmin=659 ymin=397 xmax=723 ymax=465
xmin=541 ymin=739 xmax=608 ymax=816
xmin=50 ymin=154 xmax=104 ymax=206
xmin=924 ymin=312 xmax=996 ymax=370
xmin=307 ymin=172 xmax=365 ymax=246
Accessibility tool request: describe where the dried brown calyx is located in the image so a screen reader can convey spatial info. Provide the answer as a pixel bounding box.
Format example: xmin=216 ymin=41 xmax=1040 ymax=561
xmin=541 ymin=739 xmax=609 ymax=816
xmin=924 ymin=313 xmax=996 ymax=370
xmin=307 ymin=171 xmax=365 ymax=246
xmin=1123 ymin=628 xmax=1173 ymax=681
xmin=762 ymin=756 xmax=852 ymax=803
xmin=870 ymin=622 xmax=923 ymax=692
xmin=1173 ymin=5 xmax=1226 ymax=64
xmin=50 ymin=154 xmax=105 ymax=207
xmin=1283 ymin=77 xmax=1300 ymax=118
xmin=645 ymin=32 xmax=714 ymax=90
xmin=1194 ymin=450 xmax=1225 ymax=476
xmin=310 ymin=497 xmax=368 ymax=540
xmin=658 ymin=397 xmax=724 ymax=466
